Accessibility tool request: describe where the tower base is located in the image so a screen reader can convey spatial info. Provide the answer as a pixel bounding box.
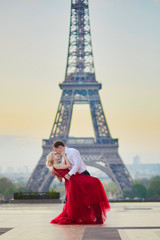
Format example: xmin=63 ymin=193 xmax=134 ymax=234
xmin=26 ymin=137 xmax=133 ymax=195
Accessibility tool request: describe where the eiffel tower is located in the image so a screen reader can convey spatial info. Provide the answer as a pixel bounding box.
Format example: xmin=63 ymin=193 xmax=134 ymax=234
xmin=27 ymin=0 xmax=133 ymax=195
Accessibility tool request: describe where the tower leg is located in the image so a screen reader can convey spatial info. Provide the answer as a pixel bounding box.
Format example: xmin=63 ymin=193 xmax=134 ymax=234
xmin=90 ymin=98 xmax=111 ymax=141
xmin=50 ymin=96 xmax=73 ymax=139
xmin=26 ymin=145 xmax=54 ymax=192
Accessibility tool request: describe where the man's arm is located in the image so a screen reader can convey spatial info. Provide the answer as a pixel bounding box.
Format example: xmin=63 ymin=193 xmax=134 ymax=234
xmin=68 ymin=150 xmax=81 ymax=176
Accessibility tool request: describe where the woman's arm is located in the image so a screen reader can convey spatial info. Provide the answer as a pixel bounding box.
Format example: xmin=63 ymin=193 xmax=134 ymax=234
xmin=54 ymin=153 xmax=71 ymax=170
xmin=52 ymin=169 xmax=62 ymax=182
xmin=56 ymin=175 xmax=62 ymax=182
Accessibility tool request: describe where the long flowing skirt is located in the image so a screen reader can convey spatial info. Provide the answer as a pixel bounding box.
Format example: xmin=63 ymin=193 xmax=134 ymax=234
xmin=50 ymin=171 xmax=110 ymax=224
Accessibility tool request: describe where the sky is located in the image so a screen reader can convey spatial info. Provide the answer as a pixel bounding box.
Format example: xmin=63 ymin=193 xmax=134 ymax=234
xmin=0 ymin=0 xmax=160 ymax=172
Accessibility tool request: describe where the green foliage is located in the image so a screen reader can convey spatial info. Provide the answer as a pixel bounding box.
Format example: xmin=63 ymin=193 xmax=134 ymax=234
xmin=1 ymin=175 xmax=160 ymax=201
xmin=124 ymin=176 xmax=160 ymax=200
xmin=124 ymin=189 xmax=132 ymax=199
xmin=14 ymin=190 xmax=60 ymax=199
xmin=46 ymin=190 xmax=60 ymax=199
xmin=103 ymin=181 xmax=121 ymax=199
xmin=132 ymin=184 xmax=147 ymax=198
xmin=0 ymin=177 xmax=15 ymax=200
xmin=135 ymin=178 xmax=149 ymax=188
xmin=51 ymin=186 xmax=65 ymax=198
xmin=14 ymin=191 xmax=23 ymax=199
xmin=147 ymin=176 xmax=160 ymax=199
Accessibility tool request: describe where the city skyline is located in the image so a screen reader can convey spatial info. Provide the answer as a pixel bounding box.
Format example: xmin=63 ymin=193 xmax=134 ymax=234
xmin=0 ymin=0 xmax=160 ymax=170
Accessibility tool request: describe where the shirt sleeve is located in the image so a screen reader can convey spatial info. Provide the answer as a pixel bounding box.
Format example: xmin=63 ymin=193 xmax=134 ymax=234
xmin=68 ymin=150 xmax=81 ymax=176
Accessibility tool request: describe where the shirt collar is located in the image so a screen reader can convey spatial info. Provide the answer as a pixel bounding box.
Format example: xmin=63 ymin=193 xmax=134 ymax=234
xmin=65 ymin=146 xmax=69 ymax=154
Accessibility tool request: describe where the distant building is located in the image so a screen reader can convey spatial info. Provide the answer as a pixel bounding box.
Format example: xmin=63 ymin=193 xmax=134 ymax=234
xmin=6 ymin=167 xmax=14 ymax=174
xmin=133 ymin=155 xmax=140 ymax=165
xmin=126 ymin=157 xmax=160 ymax=179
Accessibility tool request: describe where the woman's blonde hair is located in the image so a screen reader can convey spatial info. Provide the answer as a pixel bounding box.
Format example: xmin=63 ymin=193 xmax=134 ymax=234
xmin=46 ymin=152 xmax=56 ymax=168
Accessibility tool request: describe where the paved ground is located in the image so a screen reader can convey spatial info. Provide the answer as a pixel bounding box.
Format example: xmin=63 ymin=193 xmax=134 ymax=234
xmin=0 ymin=202 xmax=160 ymax=240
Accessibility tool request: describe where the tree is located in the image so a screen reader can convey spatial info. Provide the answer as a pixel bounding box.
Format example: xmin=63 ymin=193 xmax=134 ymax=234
xmin=103 ymin=182 xmax=121 ymax=199
xmin=124 ymin=184 xmax=147 ymax=199
xmin=0 ymin=177 xmax=15 ymax=200
xmin=147 ymin=176 xmax=160 ymax=198
xmin=132 ymin=184 xmax=147 ymax=199
xmin=135 ymin=178 xmax=149 ymax=188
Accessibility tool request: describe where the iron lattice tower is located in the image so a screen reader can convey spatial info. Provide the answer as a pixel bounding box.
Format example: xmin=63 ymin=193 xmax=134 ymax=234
xmin=27 ymin=0 xmax=133 ymax=195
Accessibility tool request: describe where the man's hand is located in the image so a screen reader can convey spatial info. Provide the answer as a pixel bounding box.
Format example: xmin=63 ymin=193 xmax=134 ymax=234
xmin=60 ymin=148 xmax=65 ymax=157
xmin=65 ymin=174 xmax=71 ymax=181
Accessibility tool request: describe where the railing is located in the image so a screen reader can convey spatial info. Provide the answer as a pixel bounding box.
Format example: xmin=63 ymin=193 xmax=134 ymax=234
xmin=42 ymin=137 xmax=118 ymax=146
xmin=67 ymin=137 xmax=95 ymax=145
xmin=67 ymin=137 xmax=118 ymax=145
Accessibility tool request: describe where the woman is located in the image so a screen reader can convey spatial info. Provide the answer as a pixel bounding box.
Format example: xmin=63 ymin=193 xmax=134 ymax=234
xmin=46 ymin=151 xmax=110 ymax=224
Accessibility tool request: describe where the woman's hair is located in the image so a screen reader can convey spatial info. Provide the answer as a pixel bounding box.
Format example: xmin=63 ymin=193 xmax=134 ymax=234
xmin=53 ymin=140 xmax=65 ymax=149
xmin=46 ymin=152 xmax=55 ymax=168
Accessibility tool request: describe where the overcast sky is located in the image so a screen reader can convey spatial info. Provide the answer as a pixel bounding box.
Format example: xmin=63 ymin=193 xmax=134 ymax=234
xmin=0 ymin=0 xmax=160 ymax=172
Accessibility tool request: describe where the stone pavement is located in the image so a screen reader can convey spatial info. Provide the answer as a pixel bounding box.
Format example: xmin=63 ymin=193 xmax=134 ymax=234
xmin=0 ymin=202 xmax=160 ymax=240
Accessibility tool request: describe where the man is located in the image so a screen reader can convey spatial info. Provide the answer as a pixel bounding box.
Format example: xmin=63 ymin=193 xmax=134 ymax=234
xmin=52 ymin=140 xmax=90 ymax=180
xmin=52 ymin=141 xmax=102 ymax=222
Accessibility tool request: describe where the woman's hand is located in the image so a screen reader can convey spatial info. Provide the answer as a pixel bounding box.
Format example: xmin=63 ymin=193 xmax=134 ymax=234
xmin=60 ymin=148 xmax=66 ymax=157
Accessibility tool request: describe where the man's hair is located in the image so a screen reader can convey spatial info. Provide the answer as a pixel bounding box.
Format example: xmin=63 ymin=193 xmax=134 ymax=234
xmin=53 ymin=140 xmax=65 ymax=148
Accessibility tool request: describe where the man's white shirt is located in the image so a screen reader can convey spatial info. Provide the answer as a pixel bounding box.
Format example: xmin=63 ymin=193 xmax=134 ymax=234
xmin=62 ymin=146 xmax=87 ymax=176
